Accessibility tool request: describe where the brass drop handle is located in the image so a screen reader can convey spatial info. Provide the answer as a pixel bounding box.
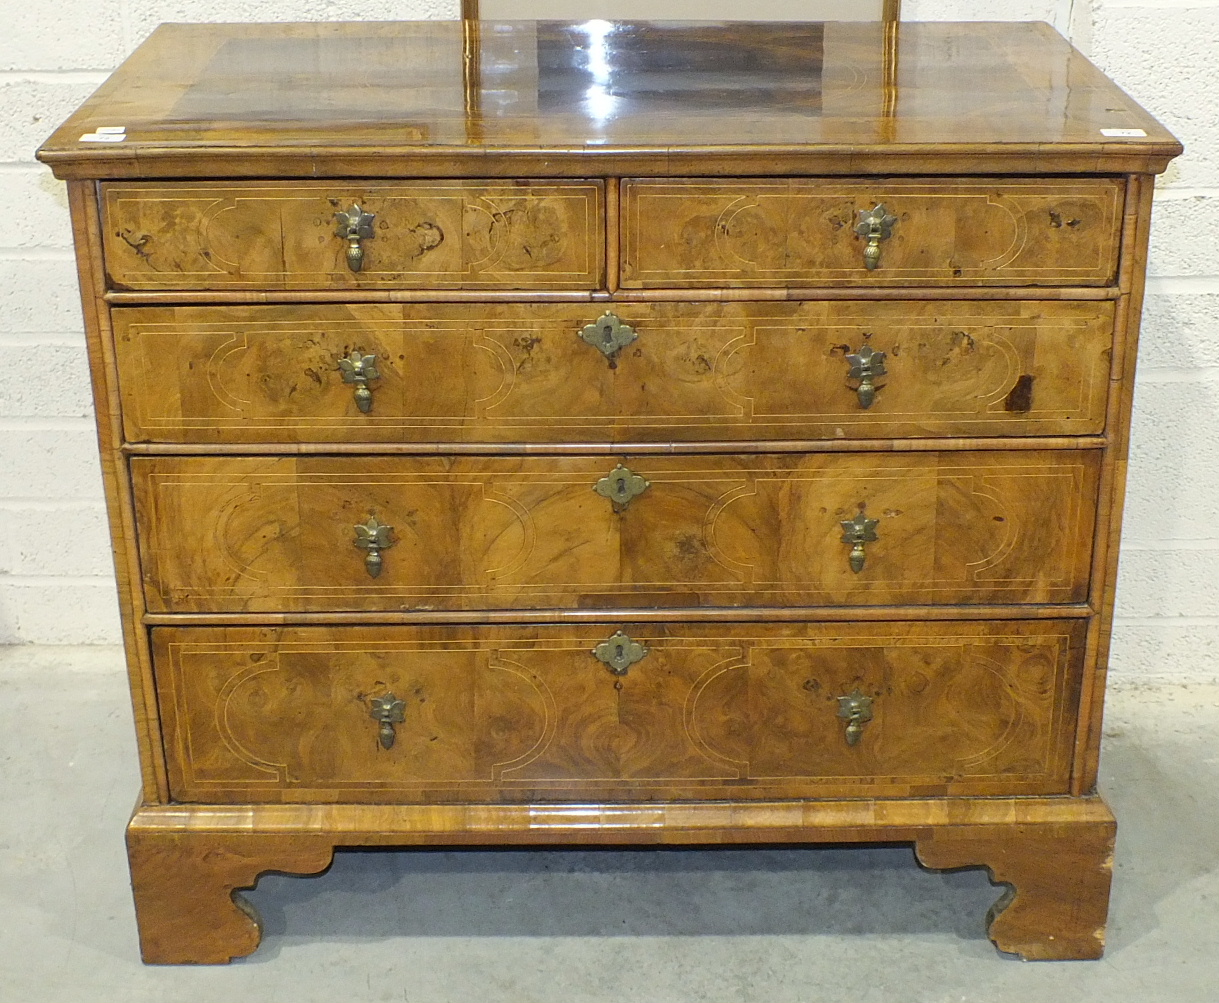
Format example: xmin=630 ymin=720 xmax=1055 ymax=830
xmin=840 ymin=510 xmax=879 ymax=574
xmin=578 ymin=311 xmax=637 ymax=358
xmin=353 ymin=515 xmax=394 ymax=578
xmin=338 ymin=350 xmax=380 ymax=413
xmin=334 ymin=203 xmax=376 ymax=273
xmin=854 ymin=204 xmax=897 ymax=271
xmin=595 ymin=463 xmax=650 ymax=511
xmin=845 ymin=337 xmax=887 ymax=409
xmin=369 ymin=693 xmax=406 ymax=750
xmin=592 ymin=630 xmax=649 ymax=676
xmin=837 ymin=689 xmax=874 ymax=746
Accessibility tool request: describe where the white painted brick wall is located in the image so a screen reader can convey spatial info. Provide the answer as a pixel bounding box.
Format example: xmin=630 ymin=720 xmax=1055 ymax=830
xmin=1083 ymin=0 xmax=1219 ymax=681
xmin=3 ymin=0 xmax=1216 ymax=682
xmin=904 ymin=0 xmax=1075 ymax=31
xmin=0 ymin=0 xmax=460 ymax=645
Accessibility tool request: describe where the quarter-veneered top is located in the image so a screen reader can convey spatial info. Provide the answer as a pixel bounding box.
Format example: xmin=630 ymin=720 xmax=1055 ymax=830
xmin=37 ymin=19 xmax=1181 ymax=178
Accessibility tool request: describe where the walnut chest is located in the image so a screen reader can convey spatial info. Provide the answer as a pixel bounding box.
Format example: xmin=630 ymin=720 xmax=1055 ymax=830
xmin=37 ymin=19 xmax=1181 ymax=963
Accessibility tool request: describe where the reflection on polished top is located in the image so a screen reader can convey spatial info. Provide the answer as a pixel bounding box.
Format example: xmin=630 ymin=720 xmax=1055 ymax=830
xmin=37 ymin=19 xmax=1181 ymax=178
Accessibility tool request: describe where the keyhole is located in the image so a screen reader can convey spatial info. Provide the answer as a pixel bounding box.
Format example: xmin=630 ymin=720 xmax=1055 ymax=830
xmin=614 ymin=644 xmax=624 ymax=659
xmin=602 ymin=325 xmax=614 ymax=345
xmin=616 ymin=477 xmax=626 ymax=494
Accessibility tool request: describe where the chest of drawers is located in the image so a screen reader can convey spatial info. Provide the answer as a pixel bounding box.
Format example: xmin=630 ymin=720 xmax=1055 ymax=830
xmin=38 ymin=19 xmax=1181 ymax=964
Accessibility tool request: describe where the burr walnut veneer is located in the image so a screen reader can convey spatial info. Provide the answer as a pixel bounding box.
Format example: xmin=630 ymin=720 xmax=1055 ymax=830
xmin=38 ymin=19 xmax=1180 ymax=964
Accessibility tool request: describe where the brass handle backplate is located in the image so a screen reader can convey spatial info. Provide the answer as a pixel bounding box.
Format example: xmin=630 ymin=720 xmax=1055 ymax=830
xmin=595 ymin=463 xmax=650 ymax=510
xmin=840 ymin=510 xmax=879 ymax=574
xmin=854 ymin=204 xmax=897 ymax=271
xmin=837 ymin=689 xmax=874 ymax=746
xmin=592 ymin=630 xmax=649 ymax=676
xmin=335 ymin=203 xmax=376 ymax=272
xmin=578 ymin=312 xmax=637 ymax=359
xmin=353 ymin=514 xmax=394 ymax=578
xmin=338 ymin=350 xmax=380 ymax=413
xmin=845 ymin=337 xmax=887 ymax=409
xmin=369 ymin=693 xmax=406 ymax=750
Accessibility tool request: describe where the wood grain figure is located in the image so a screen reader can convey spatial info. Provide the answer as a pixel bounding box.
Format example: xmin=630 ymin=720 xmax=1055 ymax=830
xmin=131 ymin=451 xmax=1099 ymax=612
xmin=38 ymin=19 xmax=1179 ymax=963
xmin=103 ymin=181 xmax=605 ymax=291
xmin=621 ymin=178 xmax=1124 ymax=288
xmin=126 ymin=795 xmax=1116 ymax=963
xmin=915 ymin=817 xmax=1116 ymax=960
xmin=37 ymin=22 xmax=1180 ymax=179
xmin=127 ymin=825 xmax=333 ymax=964
xmin=152 ymin=620 xmax=1085 ymax=803
xmin=112 ymin=300 xmax=1114 ymax=443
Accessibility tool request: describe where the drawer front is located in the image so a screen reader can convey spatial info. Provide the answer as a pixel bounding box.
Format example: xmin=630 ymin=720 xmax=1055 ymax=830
xmin=114 ymin=300 xmax=1114 ymax=444
xmin=621 ymin=178 xmax=1124 ymax=288
xmin=153 ymin=620 xmax=1085 ymax=804
xmin=132 ymin=452 xmax=1098 ymax=613
xmin=101 ymin=181 xmax=604 ymax=291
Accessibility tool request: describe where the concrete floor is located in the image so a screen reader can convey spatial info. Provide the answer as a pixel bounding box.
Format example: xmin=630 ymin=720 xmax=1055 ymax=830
xmin=1 ymin=646 xmax=1216 ymax=1003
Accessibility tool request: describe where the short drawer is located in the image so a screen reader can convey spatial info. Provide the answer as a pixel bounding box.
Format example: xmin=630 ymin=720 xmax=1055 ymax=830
xmin=113 ymin=300 xmax=1114 ymax=444
xmin=153 ymin=620 xmax=1085 ymax=804
xmin=132 ymin=451 xmax=1098 ymax=613
xmin=101 ymin=180 xmax=604 ymax=291
xmin=621 ymin=178 xmax=1124 ymax=288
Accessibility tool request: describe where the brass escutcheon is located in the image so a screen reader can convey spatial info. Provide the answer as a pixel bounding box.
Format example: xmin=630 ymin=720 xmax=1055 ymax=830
xmin=595 ymin=463 xmax=650 ymax=510
xmin=854 ymin=204 xmax=898 ymax=271
xmin=592 ymin=630 xmax=649 ymax=676
xmin=836 ymin=689 xmax=874 ymax=746
xmin=369 ymin=693 xmax=406 ymax=750
xmin=840 ymin=509 xmax=880 ymax=574
xmin=353 ymin=514 xmax=394 ymax=578
xmin=845 ymin=336 xmax=887 ymax=409
xmin=335 ymin=204 xmax=376 ymax=272
xmin=578 ymin=312 xmax=637 ymax=358
xmin=338 ymin=350 xmax=380 ymax=413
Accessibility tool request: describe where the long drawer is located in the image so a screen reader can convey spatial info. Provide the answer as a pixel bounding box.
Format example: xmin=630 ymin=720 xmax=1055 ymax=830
xmin=113 ymin=300 xmax=1114 ymax=444
xmin=132 ymin=451 xmax=1098 ymax=613
xmin=101 ymin=181 xmax=605 ymax=291
xmin=153 ymin=620 xmax=1086 ymax=804
xmin=621 ymin=178 xmax=1124 ymax=288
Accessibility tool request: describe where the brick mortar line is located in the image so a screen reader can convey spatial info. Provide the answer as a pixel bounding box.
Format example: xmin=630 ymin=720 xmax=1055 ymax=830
xmin=0 ymin=417 xmax=94 ymax=427
xmin=0 ymin=500 xmax=108 ymax=506
xmin=0 ymin=333 xmax=85 ymax=343
xmin=0 ymin=249 xmax=77 ymax=260
xmin=0 ymin=500 xmax=105 ymax=510
xmin=1135 ymin=367 xmax=1219 ymax=381
xmin=1097 ymin=2 xmax=1219 ymax=13
xmin=1113 ymin=615 xmax=1219 ymax=625
xmin=0 ymin=70 xmax=112 ymax=82
xmin=1121 ymin=541 xmax=1219 ymax=550
xmin=1144 ymin=277 xmax=1219 ymax=291
xmin=1154 ymin=189 xmax=1219 ymax=200
xmin=0 ymin=575 xmax=117 ymax=585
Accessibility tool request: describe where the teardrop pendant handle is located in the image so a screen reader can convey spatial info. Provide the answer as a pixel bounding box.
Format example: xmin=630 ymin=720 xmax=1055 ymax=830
xmin=335 ymin=203 xmax=376 ymax=273
xmin=854 ymin=204 xmax=897 ymax=271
